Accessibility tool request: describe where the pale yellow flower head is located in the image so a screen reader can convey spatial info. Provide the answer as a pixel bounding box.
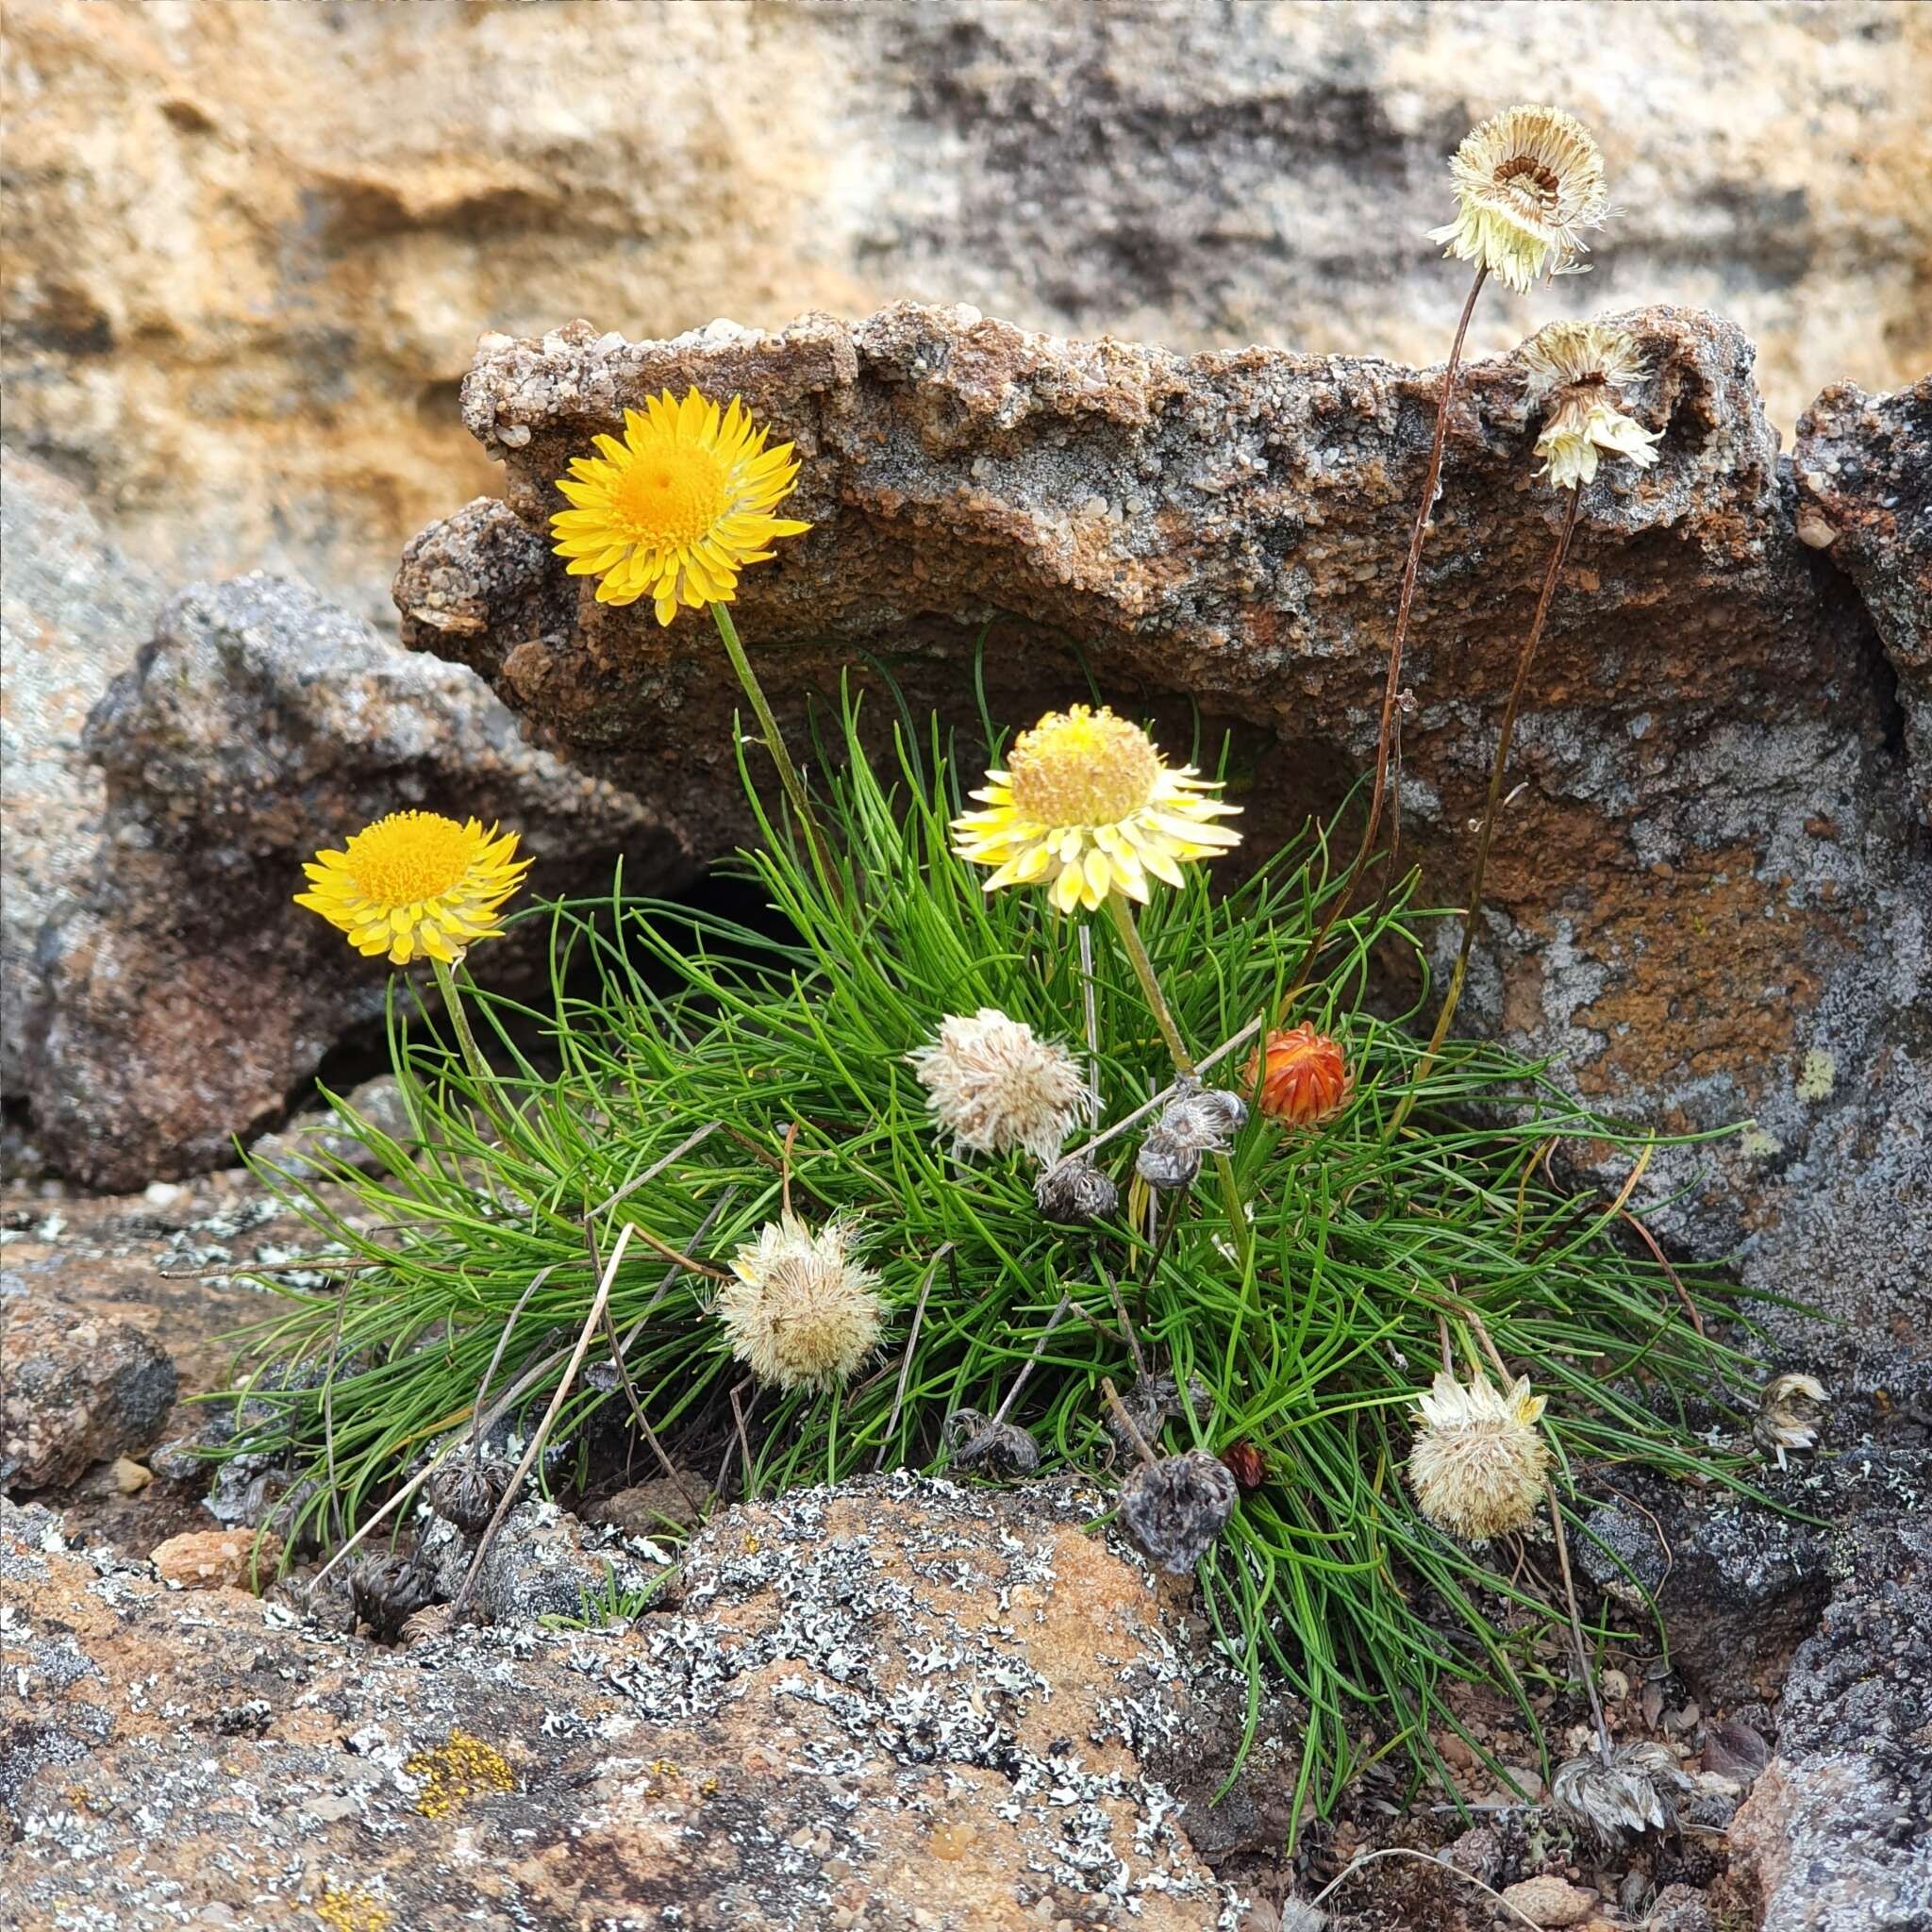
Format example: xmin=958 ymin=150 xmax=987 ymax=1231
xmin=295 ymin=811 xmax=528 ymax=966
xmin=908 ymin=1008 xmax=1088 ymax=1164
xmin=721 ymin=1213 xmax=883 ymax=1393
xmin=549 ymin=387 xmax=811 ymax=625
xmin=1428 ymin=106 xmax=1609 ymax=293
xmin=1519 ymin=320 xmax=1661 ymax=490
xmin=951 ymin=706 xmax=1241 ymax=914
xmin=1407 ymin=1370 xmax=1550 ymax=1541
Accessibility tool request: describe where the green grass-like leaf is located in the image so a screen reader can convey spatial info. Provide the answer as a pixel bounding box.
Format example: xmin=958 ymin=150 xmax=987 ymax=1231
xmin=221 ymin=693 xmax=1768 ymax=1816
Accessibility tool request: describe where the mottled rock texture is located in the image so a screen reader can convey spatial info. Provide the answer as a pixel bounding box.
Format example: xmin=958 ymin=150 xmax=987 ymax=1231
xmin=24 ymin=574 xmax=680 ymax=1190
xmin=1725 ymin=1507 xmax=1932 ymax=1932
xmin=405 ymin=301 xmax=1932 ymax=1359
xmin=0 ymin=452 xmax=164 ymax=1091
xmin=4 ymin=0 xmax=1926 ymax=618
xmin=1794 ymin=375 xmax=1932 ymax=820
xmin=0 ymin=1477 xmax=1257 ymax=1929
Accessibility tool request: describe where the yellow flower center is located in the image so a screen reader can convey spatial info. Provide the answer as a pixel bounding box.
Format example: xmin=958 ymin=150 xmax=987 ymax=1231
xmin=1008 ymin=707 xmax=1161 ymax=827
xmin=345 ymin=811 xmax=475 ymax=907
xmin=608 ymin=442 xmax=732 ymax=551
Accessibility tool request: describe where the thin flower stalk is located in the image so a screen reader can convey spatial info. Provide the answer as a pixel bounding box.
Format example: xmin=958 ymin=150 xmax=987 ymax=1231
xmin=1391 ymin=485 xmax=1582 ymax=1137
xmin=1278 ymin=264 xmax=1489 ymax=1020
xmin=711 ymin=600 xmax=833 ymax=880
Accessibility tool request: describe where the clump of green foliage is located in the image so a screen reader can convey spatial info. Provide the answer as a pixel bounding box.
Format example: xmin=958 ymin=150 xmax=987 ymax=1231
xmin=226 ymin=698 xmax=1768 ymax=1815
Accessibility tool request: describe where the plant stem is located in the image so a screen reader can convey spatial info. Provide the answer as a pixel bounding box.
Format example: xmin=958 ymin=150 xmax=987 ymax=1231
xmin=1277 ymin=264 xmax=1489 ymax=1021
xmin=430 ymin=954 xmax=520 ymax=1147
xmin=1546 ymin=1475 xmax=1615 ymax=1767
xmin=1390 ymin=484 xmax=1581 ymax=1138
xmin=1104 ymin=893 xmax=1249 ymax=1259
xmin=709 ymin=600 xmax=835 ymax=883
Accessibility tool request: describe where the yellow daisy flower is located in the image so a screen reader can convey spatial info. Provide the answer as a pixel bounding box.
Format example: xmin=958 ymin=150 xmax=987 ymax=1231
xmin=295 ymin=811 xmax=528 ymax=966
xmin=548 ymin=387 xmax=811 ymax=625
xmin=1428 ymin=105 xmax=1609 ymax=293
xmin=952 ymin=705 xmax=1241 ymax=914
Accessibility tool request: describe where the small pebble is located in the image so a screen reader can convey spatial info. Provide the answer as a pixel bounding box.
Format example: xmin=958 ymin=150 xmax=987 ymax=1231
xmin=1498 ymin=1875 xmax=1598 ymax=1928
xmin=111 ymin=1457 xmax=153 ymax=1494
xmin=143 ymin=1181 xmax=185 ymax=1208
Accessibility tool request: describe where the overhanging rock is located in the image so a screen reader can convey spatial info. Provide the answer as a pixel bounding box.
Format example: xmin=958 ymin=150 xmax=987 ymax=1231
xmin=397 ymin=303 xmax=1931 ymax=1357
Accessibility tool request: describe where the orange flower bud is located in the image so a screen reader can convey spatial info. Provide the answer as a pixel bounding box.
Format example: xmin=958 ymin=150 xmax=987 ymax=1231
xmin=1245 ymin=1024 xmax=1352 ymax=1128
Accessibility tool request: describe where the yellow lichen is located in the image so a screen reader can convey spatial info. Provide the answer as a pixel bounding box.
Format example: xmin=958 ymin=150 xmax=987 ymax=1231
xmin=1796 ymin=1049 xmax=1836 ymax=1102
xmin=405 ymin=1728 xmax=516 ymax=1820
xmin=315 ymin=1885 xmax=392 ymax=1932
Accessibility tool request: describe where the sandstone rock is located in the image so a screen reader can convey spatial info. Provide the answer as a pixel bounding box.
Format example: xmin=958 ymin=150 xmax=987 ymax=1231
xmin=0 ymin=1297 xmax=178 ymax=1491
xmin=1726 ymin=1508 xmax=1932 ymax=1932
xmin=0 ymin=450 xmax=164 ymax=1089
xmin=1793 ymin=375 xmax=1932 ymax=821
xmin=25 ymin=573 xmax=684 ymax=1189
xmin=1498 ymin=1874 xmax=1597 ymax=1928
xmin=4 ymin=3 xmax=1926 ymax=618
xmin=151 ymin=1525 xmax=280 ymax=1591
xmin=406 ymin=299 xmax=1931 ymax=1363
xmin=584 ymin=1471 xmax=714 ymax=1539
xmin=0 ymin=1476 xmax=1241 ymax=1928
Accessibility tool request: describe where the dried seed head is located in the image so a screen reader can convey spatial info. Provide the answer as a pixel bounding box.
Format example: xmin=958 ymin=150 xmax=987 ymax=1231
xmin=1551 ymin=1740 xmax=1694 ymax=1843
xmin=350 ymin=1552 xmax=441 ymax=1644
xmin=944 ymin=1407 xmax=1042 ymax=1477
xmin=1427 ymin=105 xmax=1611 ymax=292
xmin=428 ymin=1452 xmax=514 ymax=1534
xmin=1136 ymin=1125 xmax=1203 ymax=1191
xmin=1034 ymin=1155 xmax=1120 ymax=1224
xmin=1407 ymin=1370 xmax=1551 ymax=1541
xmin=721 ymin=1213 xmax=885 ymax=1392
xmin=908 ymin=1008 xmax=1088 ymax=1163
xmin=1158 ymin=1078 xmax=1249 ymax=1152
xmin=1118 ymin=1448 xmax=1240 ymax=1574
xmin=1518 ymin=320 xmax=1661 ymax=490
xmin=1755 ymin=1371 xmax=1828 ymax=1459
xmin=1244 ymin=1024 xmax=1353 ymax=1129
xmin=399 ymin=1602 xmax=457 ymax=1646
xmin=1278 ymin=1902 xmax=1330 ymax=1932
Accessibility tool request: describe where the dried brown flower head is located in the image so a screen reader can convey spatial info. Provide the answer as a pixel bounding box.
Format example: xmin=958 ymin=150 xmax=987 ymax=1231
xmin=1518 ymin=320 xmax=1661 ymax=490
xmin=944 ymin=1407 xmax=1042 ymax=1477
xmin=1551 ymin=1740 xmax=1694 ymax=1843
xmin=428 ymin=1452 xmax=514 ymax=1535
xmin=1118 ymin=1449 xmax=1240 ymax=1574
xmin=1034 ymin=1155 xmax=1120 ymax=1224
xmin=1755 ymin=1371 xmax=1828 ymax=1466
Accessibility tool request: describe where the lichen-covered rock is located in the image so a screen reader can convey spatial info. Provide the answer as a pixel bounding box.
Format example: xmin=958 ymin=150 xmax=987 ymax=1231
xmin=5 ymin=2 xmax=1927 ymax=619
xmin=24 ymin=573 xmax=683 ymax=1190
xmin=1793 ymin=374 xmax=1932 ymax=820
xmin=0 ymin=451 xmax=164 ymax=1090
xmin=0 ymin=1298 xmax=178 ymax=1491
xmin=1577 ymin=1446 xmax=1929 ymax=1707
xmin=1725 ymin=1508 xmax=1932 ymax=1932
xmin=0 ymin=1477 xmax=1256 ymax=1928
xmin=416 ymin=1497 xmax=670 ymax=1626
xmin=407 ymin=299 xmax=1932 ymax=1363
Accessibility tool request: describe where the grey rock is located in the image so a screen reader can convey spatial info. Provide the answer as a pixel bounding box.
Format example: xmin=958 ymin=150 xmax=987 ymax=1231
xmin=1794 ymin=375 xmax=1932 ymax=819
xmin=1578 ymin=1449 xmax=1929 ymax=1707
xmin=0 ymin=451 xmax=165 ymax=1089
xmin=1642 ymin=1885 xmax=1716 ymax=1932
xmin=409 ymin=300 xmax=1932 ymax=1371
xmin=0 ymin=1298 xmax=177 ymax=1491
xmin=1728 ymin=1509 xmax=1932 ymax=1932
xmin=416 ymin=1497 xmax=669 ymax=1626
xmin=25 ymin=572 xmax=684 ymax=1188
xmin=245 ymin=1074 xmax=414 ymax=1181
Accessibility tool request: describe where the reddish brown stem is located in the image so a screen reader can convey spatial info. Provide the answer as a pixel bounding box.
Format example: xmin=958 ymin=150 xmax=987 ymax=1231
xmin=1391 ymin=485 xmax=1581 ymax=1135
xmin=1277 ymin=265 xmax=1488 ymax=1020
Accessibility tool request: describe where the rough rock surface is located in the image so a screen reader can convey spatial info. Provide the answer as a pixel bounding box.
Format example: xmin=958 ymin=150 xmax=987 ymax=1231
xmin=1725 ymin=1506 xmax=1932 ymax=1931
xmin=0 ymin=1297 xmax=177 ymax=1492
xmin=0 ymin=1477 xmax=1255 ymax=1929
xmin=1794 ymin=375 xmax=1932 ymax=820
xmin=0 ymin=451 xmax=164 ymax=1091
xmin=23 ymin=573 xmax=684 ymax=1190
xmin=406 ymin=300 xmax=1932 ymax=1360
xmin=4 ymin=1 xmax=1926 ymax=618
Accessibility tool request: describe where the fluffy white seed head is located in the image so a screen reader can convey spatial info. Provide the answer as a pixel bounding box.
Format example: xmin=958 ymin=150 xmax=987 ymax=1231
xmin=720 ymin=1213 xmax=884 ymax=1392
xmin=908 ymin=1008 xmax=1087 ymax=1163
xmin=1407 ymin=1370 xmax=1551 ymax=1541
